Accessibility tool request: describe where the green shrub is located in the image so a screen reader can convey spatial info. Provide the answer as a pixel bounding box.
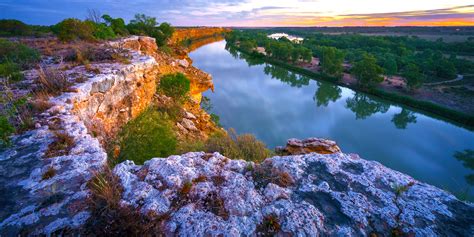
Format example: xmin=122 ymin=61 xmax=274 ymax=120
xmin=92 ymin=23 xmax=116 ymax=40
xmin=204 ymin=129 xmax=271 ymax=162
xmin=0 ymin=115 xmax=15 ymax=147
xmin=159 ymin=73 xmax=190 ymax=102
xmin=102 ymin=15 xmax=129 ymax=36
xmin=53 ymin=18 xmax=95 ymax=42
xmin=0 ymin=62 xmax=23 ymax=81
xmin=117 ymin=108 xmax=177 ymax=164
xmin=0 ymin=39 xmax=40 ymax=69
xmin=126 ymin=14 xmax=174 ymax=46
xmin=0 ymin=19 xmax=30 ymax=36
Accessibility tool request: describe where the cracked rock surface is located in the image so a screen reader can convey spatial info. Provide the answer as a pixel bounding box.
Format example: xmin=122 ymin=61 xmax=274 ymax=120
xmin=114 ymin=152 xmax=474 ymax=236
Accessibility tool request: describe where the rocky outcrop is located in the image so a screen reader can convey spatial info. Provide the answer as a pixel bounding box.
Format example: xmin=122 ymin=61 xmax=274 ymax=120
xmin=114 ymin=152 xmax=474 ymax=236
xmin=169 ymin=27 xmax=231 ymax=45
xmin=276 ymin=138 xmax=342 ymax=155
xmin=0 ymin=37 xmax=158 ymax=234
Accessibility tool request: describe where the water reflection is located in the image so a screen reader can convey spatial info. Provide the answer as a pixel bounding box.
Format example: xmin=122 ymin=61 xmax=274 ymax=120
xmin=190 ymin=40 xmax=474 ymax=200
xmin=313 ymin=82 xmax=342 ymax=107
xmin=263 ymin=65 xmax=310 ymax=88
xmin=392 ymin=109 xmax=417 ymax=129
xmin=345 ymin=94 xmax=390 ymax=120
xmin=454 ymin=149 xmax=474 ymax=185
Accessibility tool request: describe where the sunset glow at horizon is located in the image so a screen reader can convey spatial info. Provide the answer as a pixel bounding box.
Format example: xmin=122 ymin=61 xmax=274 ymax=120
xmin=1 ymin=0 xmax=473 ymax=26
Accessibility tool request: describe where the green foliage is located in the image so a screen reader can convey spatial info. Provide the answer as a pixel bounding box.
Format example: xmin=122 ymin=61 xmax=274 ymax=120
xmin=352 ymin=53 xmax=384 ymax=88
xmin=382 ymin=55 xmax=398 ymax=77
xmin=402 ymin=63 xmax=425 ymax=91
xmin=319 ymin=46 xmax=345 ymax=78
xmin=0 ymin=39 xmax=40 ymax=69
xmin=92 ymin=23 xmax=116 ymax=40
xmin=204 ymin=129 xmax=271 ymax=163
xmin=314 ymin=82 xmax=342 ymax=107
xmin=126 ymin=14 xmax=174 ymax=46
xmin=0 ymin=62 xmax=23 ymax=81
xmin=0 ymin=115 xmax=15 ymax=147
xmin=102 ymin=15 xmax=129 ymax=36
xmin=159 ymin=73 xmax=190 ymax=102
xmin=53 ymin=18 xmax=95 ymax=42
xmin=117 ymin=108 xmax=177 ymax=165
xmin=391 ymin=109 xmax=417 ymax=129
xmin=0 ymin=19 xmax=30 ymax=36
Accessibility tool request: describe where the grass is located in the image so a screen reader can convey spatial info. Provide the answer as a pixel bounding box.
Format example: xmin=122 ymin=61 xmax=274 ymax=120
xmin=232 ymin=45 xmax=474 ymax=130
xmin=44 ymin=131 xmax=75 ymax=158
xmin=203 ymin=129 xmax=271 ymax=163
xmin=116 ymin=108 xmax=177 ymax=165
xmin=41 ymin=166 xmax=56 ymax=180
xmin=36 ymin=66 xmax=73 ymax=96
xmin=252 ymin=162 xmax=294 ymax=189
xmin=256 ymin=214 xmax=281 ymax=236
xmin=84 ymin=167 xmax=164 ymax=235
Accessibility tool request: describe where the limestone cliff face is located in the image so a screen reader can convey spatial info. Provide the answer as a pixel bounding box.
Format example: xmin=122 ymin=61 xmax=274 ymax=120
xmin=0 ymin=35 xmax=218 ymax=235
xmin=169 ymin=27 xmax=231 ymax=45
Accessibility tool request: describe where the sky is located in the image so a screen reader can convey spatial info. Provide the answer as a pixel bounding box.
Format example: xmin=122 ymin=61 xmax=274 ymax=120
xmin=1 ymin=0 xmax=473 ymax=27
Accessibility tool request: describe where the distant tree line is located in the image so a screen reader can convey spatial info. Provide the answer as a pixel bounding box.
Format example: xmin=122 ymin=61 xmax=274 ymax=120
xmin=227 ymin=29 xmax=474 ymax=91
xmin=0 ymin=13 xmax=175 ymax=46
xmin=225 ymin=31 xmax=312 ymax=64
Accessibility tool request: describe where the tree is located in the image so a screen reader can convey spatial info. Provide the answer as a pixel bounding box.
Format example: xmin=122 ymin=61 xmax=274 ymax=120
xmin=102 ymin=15 xmax=129 ymax=36
xmin=351 ymin=53 xmax=384 ymax=88
xmin=403 ymin=63 xmax=424 ymax=91
xmin=382 ymin=55 xmax=398 ymax=77
xmin=320 ymin=46 xmax=345 ymax=78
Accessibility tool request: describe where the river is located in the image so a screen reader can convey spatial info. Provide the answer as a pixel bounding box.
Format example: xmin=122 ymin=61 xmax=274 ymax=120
xmin=189 ymin=40 xmax=474 ymax=200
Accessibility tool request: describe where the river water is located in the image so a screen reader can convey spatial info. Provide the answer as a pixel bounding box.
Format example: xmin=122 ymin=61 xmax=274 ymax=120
xmin=189 ymin=40 xmax=474 ymax=200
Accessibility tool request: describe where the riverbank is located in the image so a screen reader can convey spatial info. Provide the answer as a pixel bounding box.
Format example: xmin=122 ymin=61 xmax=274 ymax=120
xmin=1 ymin=33 xmax=473 ymax=235
xmin=230 ymin=45 xmax=474 ymax=130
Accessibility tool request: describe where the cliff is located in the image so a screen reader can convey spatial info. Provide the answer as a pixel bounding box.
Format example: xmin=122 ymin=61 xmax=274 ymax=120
xmin=169 ymin=27 xmax=231 ymax=45
xmin=0 ymin=35 xmax=473 ymax=236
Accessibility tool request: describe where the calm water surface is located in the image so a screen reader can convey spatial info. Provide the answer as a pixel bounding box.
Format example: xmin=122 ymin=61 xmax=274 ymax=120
xmin=189 ymin=40 xmax=474 ymax=200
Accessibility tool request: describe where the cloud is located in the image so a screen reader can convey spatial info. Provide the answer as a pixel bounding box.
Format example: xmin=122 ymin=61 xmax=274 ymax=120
xmin=0 ymin=0 xmax=473 ymax=26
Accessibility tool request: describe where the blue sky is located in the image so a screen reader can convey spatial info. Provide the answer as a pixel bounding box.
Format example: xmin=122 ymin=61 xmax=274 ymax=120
xmin=1 ymin=0 xmax=473 ymax=26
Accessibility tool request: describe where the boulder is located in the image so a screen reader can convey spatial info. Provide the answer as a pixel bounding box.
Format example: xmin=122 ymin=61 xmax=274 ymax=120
xmin=277 ymin=138 xmax=341 ymax=155
xmin=113 ymin=152 xmax=474 ymax=236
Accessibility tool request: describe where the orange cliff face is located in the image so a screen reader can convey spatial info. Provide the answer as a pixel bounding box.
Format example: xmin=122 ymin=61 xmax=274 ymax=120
xmin=169 ymin=27 xmax=231 ymax=45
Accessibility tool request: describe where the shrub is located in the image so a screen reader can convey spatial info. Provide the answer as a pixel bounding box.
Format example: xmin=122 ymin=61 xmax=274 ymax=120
xmin=36 ymin=66 xmax=72 ymax=95
xmin=0 ymin=19 xmax=51 ymax=37
xmin=159 ymin=73 xmax=190 ymax=102
xmin=0 ymin=39 xmax=40 ymax=69
xmin=102 ymin=15 xmax=129 ymax=36
xmin=0 ymin=62 xmax=23 ymax=81
xmin=0 ymin=115 xmax=15 ymax=147
xmin=117 ymin=108 xmax=177 ymax=164
xmin=204 ymin=128 xmax=271 ymax=163
xmin=53 ymin=18 xmax=95 ymax=42
xmin=126 ymin=14 xmax=174 ymax=46
xmin=92 ymin=23 xmax=116 ymax=40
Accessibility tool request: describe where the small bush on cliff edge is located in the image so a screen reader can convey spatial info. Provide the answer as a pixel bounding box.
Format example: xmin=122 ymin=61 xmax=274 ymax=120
xmin=117 ymin=108 xmax=177 ymax=165
xmin=204 ymin=128 xmax=271 ymax=163
xmin=159 ymin=73 xmax=190 ymax=102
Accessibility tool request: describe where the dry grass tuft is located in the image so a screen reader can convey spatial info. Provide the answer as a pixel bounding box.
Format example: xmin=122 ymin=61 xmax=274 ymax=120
xmin=41 ymin=166 xmax=56 ymax=180
xmin=36 ymin=66 xmax=72 ymax=96
xmin=44 ymin=131 xmax=75 ymax=158
xmin=252 ymin=162 xmax=294 ymax=189
xmin=84 ymin=167 xmax=164 ymax=235
xmin=202 ymin=191 xmax=229 ymax=220
xmin=256 ymin=214 xmax=281 ymax=236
